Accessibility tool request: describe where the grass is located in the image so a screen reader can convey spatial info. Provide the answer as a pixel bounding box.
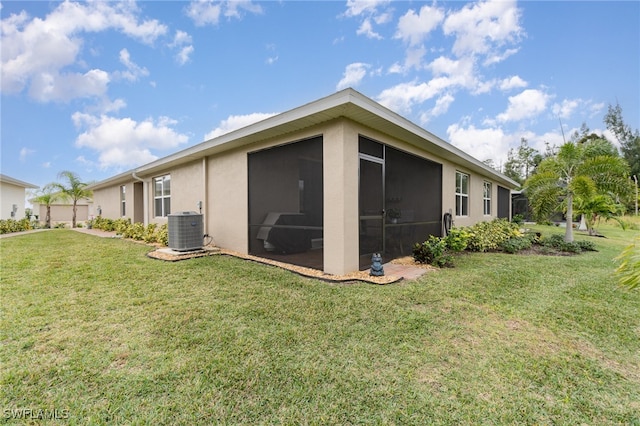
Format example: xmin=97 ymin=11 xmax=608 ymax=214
xmin=1 ymin=224 xmax=639 ymax=425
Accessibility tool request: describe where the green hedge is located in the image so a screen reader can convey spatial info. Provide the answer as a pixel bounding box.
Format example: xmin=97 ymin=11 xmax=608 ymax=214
xmin=90 ymin=216 xmax=168 ymax=246
xmin=413 ymin=218 xmax=597 ymax=267
xmin=0 ymin=218 xmax=34 ymax=234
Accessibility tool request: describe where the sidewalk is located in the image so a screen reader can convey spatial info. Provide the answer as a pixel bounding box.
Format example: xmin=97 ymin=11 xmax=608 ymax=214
xmin=0 ymin=229 xmax=51 ymax=239
xmin=71 ymin=228 xmax=119 ymax=238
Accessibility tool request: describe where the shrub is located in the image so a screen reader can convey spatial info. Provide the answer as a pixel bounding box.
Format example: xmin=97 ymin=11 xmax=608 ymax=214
xmin=0 ymin=218 xmax=32 ymax=234
xmin=512 ymin=214 xmax=525 ymax=225
xmin=413 ymin=236 xmax=453 ymax=268
xmin=576 ymin=240 xmax=597 ymax=252
xmin=540 ymin=234 xmax=582 ymax=253
xmin=465 ymin=218 xmax=523 ymax=252
xmin=114 ymin=218 xmax=131 ymax=235
xmin=444 ymin=227 xmax=470 ymax=252
xmin=500 ymin=236 xmax=533 ymax=254
xmin=143 ymin=223 xmax=158 ymax=243
xmin=156 ymin=224 xmax=168 ymax=246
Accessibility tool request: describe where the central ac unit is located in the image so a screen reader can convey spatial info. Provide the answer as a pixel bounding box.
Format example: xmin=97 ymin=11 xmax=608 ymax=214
xmin=168 ymin=212 xmax=203 ymax=251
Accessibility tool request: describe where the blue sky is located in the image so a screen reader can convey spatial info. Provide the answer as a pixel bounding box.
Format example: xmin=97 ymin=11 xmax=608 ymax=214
xmin=2 ymin=0 xmax=639 ymax=189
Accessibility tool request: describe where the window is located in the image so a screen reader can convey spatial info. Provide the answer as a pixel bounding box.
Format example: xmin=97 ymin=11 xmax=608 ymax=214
xmin=455 ymin=171 xmax=469 ymax=216
xmin=154 ymin=175 xmax=171 ymax=217
xmin=483 ymin=181 xmax=492 ymax=215
xmin=120 ymin=185 xmax=126 ymax=217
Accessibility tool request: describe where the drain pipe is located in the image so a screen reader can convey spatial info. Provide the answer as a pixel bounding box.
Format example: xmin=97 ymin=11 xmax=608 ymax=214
xmin=132 ymin=172 xmax=149 ymax=226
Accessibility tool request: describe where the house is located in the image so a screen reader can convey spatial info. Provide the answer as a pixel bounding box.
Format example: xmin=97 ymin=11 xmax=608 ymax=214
xmin=89 ymin=89 xmax=519 ymax=275
xmin=31 ymin=197 xmax=94 ymax=227
xmin=0 ymin=174 xmax=38 ymax=220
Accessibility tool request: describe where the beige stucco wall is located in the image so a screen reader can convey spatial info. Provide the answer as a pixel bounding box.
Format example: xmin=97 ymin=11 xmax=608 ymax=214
xmin=93 ymin=186 xmax=122 ymax=219
xmin=0 ymin=182 xmax=27 ymax=220
xmin=40 ymin=204 xmax=90 ymax=223
xmin=208 ymin=148 xmax=247 ymax=252
xmin=144 ymin=160 xmax=206 ymax=227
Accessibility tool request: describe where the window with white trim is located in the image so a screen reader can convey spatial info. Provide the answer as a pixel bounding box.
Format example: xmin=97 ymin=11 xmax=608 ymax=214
xmin=483 ymin=181 xmax=492 ymax=215
xmin=120 ymin=185 xmax=126 ymax=217
xmin=154 ymin=175 xmax=171 ymax=217
xmin=455 ymin=171 xmax=469 ymax=216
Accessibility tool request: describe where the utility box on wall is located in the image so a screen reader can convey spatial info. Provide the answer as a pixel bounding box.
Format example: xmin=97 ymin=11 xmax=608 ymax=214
xmin=168 ymin=212 xmax=203 ymax=251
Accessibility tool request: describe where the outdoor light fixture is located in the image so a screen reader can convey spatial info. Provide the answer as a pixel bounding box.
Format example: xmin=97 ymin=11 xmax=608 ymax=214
xmin=97 ymin=205 xmax=102 ymax=215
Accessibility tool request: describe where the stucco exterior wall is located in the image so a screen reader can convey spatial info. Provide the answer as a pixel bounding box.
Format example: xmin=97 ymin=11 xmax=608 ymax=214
xmin=39 ymin=204 xmax=90 ymax=223
xmin=0 ymin=182 xmax=27 ymax=220
xmin=93 ymin=186 xmax=123 ymax=219
xmin=208 ymin=148 xmax=247 ymax=253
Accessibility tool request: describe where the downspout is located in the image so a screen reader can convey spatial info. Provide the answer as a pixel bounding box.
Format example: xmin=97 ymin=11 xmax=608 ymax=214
xmin=132 ymin=172 xmax=149 ymax=226
xmin=202 ymin=157 xmax=208 ymax=236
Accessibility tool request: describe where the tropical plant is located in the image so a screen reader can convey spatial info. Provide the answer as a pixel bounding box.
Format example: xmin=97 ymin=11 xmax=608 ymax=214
xmin=615 ymin=236 xmax=640 ymax=290
xmin=574 ymin=192 xmax=626 ymax=236
xmin=31 ymin=183 xmax=60 ymax=228
xmin=523 ymin=141 xmax=631 ymax=242
xmin=53 ymin=171 xmax=92 ymax=229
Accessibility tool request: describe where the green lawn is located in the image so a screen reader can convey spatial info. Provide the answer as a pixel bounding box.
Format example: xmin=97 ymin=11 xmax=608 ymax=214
xmin=1 ymin=226 xmax=639 ymax=424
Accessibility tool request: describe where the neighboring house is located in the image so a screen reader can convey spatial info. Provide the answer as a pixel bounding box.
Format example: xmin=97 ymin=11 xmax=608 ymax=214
xmin=89 ymin=89 xmax=519 ymax=275
xmin=0 ymin=174 xmax=38 ymax=220
xmin=31 ymin=198 xmax=94 ymax=227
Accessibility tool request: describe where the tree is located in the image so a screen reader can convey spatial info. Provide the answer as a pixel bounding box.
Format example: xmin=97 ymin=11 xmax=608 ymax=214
xmin=523 ymin=140 xmax=631 ymax=242
xmin=31 ymin=184 xmax=60 ymax=228
xmin=604 ymin=102 xmax=640 ymax=178
xmin=574 ymin=192 xmax=625 ymax=236
xmin=53 ymin=171 xmax=92 ymax=228
xmin=503 ymin=138 xmax=542 ymax=185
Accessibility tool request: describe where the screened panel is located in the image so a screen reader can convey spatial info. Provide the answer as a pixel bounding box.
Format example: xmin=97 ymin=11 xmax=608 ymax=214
xmin=497 ymin=186 xmax=510 ymax=219
xmin=384 ymin=146 xmax=442 ymax=258
xmin=357 ymin=136 xmax=443 ymax=268
xmin=248 ymin=137 xmax=323 ymax=270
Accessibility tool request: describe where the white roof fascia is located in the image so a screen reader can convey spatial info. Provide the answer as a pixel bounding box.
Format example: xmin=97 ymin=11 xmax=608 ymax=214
xmin=0 ymin=174 xmax=39 ymax=189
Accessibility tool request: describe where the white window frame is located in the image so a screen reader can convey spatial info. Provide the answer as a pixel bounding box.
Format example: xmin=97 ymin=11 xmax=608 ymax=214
xmin=153 ymin=175 xmax=171 ymax=218
xmin=455 ymin=171 xmax=469 ymax=217
xmin=120 ymin=185 xmax=126 ymax=217
xmin=483 ymin=181 xmax=492 ymax=216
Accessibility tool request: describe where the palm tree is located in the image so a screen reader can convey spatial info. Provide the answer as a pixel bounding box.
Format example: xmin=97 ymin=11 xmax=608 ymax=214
xmin=53 ymin=171 xmax=92 ymax=228
xmin=32 ymin=184 xmax=60 ymax=228
xmin=524 ymin=141 xmax=631 ymax=242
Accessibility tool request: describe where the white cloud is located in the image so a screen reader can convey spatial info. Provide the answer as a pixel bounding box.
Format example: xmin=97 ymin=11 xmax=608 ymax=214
xmin=19 ymin=147 xmax=35 ymax=163
xmin=29 ymin=69 xmax=111 ymax=103
xmin=496 ymin=89 xmax=550 ymax=123
xmin=204 ymin=112 xmax=278 ymax=140
xmin=344 ymin=0 xmax=392 ymax=40
xmin=72 ymin=112 xmax=189 ymax=170
xmin=395 ymin=5 xmax=444 ymax=46
xmin=1 ymin=1 xmax=166 ymax=101
xmin=377 ymin=78 xmax=453 ymax=114
xmin=115 ymin=49 xmax=149 ymax=82
xmin=447 ymin=123 xmax=511 ymax=164
xmin=552 ymin=98 xmax=581 ymax=120
xmin=443 ymin=0 xmax=523 ymax=60
xmin=186 ymin=0 xmax=263 ymax=26
xmin=176 ymin=45 xmax=195 ymax=66
xmin=169 ymin=30 xmax=194 ymax=65
xmin=499 ymin=75 xmax=527 ymax=91
xmin=357 ymin=19 xmax=383 ymax=39
xmin=344 ymin=0 xmax=391 ymax=18
xmin=186 ymin=1 xmax=222 ymax=26
xmin=336 ymin=63 xmax=371 ymax=90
